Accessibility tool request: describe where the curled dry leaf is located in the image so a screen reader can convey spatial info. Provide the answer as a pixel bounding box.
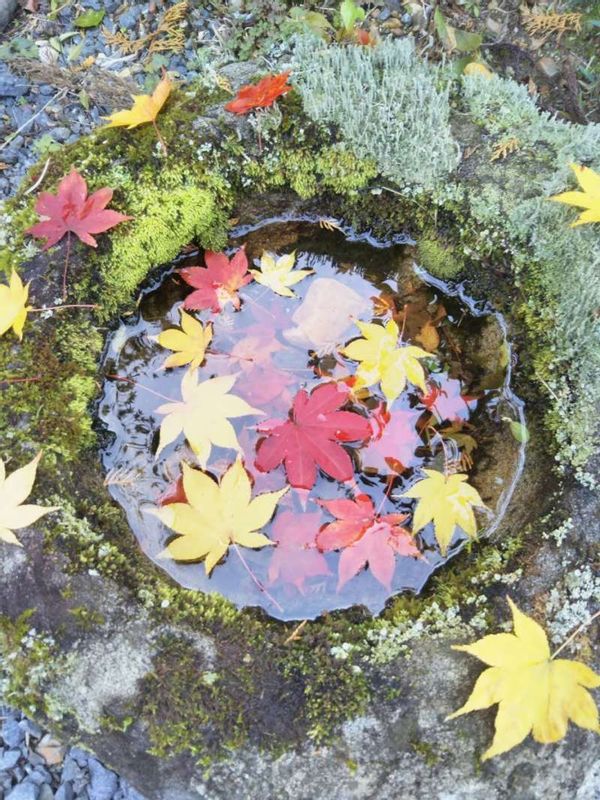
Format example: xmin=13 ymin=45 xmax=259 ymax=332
xmin=448 ymin=598 xmax=600 ymax=760
xmin=0 ymin=453 xmax=59 ymax=547
xmin=151 ymin=459 xmax=287 ymax=574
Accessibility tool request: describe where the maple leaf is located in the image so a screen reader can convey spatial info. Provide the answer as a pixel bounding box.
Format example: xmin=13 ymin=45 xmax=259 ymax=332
xmin=550 ymin=163 xmax=600 ymax=226
xmin=0 ymin=453 xmax=59 ymax=546
xmin=419 ymin=375 xmax=476 ymax=423
xmin=401 ymin=469 xmax=486 ymax=556
xmin=341 ymin=319 xmax=430 ymax=405
xmin=156 ymin=308 xmax=213 ymax=370
xmin=104 ymin=74 xmax=172 ymax=128
xmin=359 ymin=404 xmax=422 ymax=474
xmin=230 ymin=329 xmax=295 ymax=406
xmin=255 ymin=382 xmax=371 ymax=489
xmin=152 ymin=459 xmax=287 ymax=574
xmin=316 ymin=494 xmax=419 ymax=589
xmin=448 ymin=598 xmax=600 ymax=760
xmin=250 ymin=250 xmax=313 ymax=297
xmin=155 ymin=370 xmax=263 ymax=463
xmin=0 ymin=271 xmax=31 ymax=341
xmin=267 ymin=510 xmax=330 ymax=592
xmin=180 ymin=247 xmax=252 ymax=313
xmin=224 ymin=71 xmax=292 ymax=114
xmin=25 ymin=168 xmax=132 ymax=250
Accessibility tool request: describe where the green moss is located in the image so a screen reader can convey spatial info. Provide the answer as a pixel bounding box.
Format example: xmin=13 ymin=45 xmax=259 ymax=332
xmin=68 ymin=606 xmax=107 ymax=630
xmin=416 ymin=236 xmax=465 ymax=280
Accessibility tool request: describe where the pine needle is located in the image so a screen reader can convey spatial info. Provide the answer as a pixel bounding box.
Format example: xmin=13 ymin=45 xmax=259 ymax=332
xmin=102 ymin=0 xmax=188 ymax=57
xmin=491 ymin=137 xmax=521 ymax=162
xmin=522 ymin=11 xmax=582 ymax=43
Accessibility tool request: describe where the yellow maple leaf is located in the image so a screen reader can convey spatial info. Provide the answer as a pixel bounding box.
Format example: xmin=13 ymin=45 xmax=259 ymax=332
xmin=250 ymin=251 xmax=313 ymax=298
xmin=341 ymin=319 xmax=430 ymax=404
xmin=155 ymin=369 xmax=263 ymax=463
xmin=152 ymin=458 xmax=287 ymax=574
xmin=401 ymin=468 xmax=485 ymax=555
xmin=0 ymin=270 xmax=31 ymax=340
xmin=550 ymin=163 xmax=600 ymax=226
xmin=448 ymin=597 xmax=600 ymax=760
xmin=156 ymin=309 xmax=212 ymax=370
xmin=104 ymin=74 xmax=172 ymax=129
xmin=0 ymin=452 xmax=59 ymax=546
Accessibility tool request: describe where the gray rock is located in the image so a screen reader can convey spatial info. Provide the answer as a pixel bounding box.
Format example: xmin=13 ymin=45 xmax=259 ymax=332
xmin=6 ymin=783 xmax=39 ymax=800
xmin=38 ymin=787 xmax=53 ymax=800
xmin=50 ymin=127 xmax=71 ymax=143
xmin=0 ymin=750 xmax=21 ymax=770
xmin=54 ymin=785 xmax=74 ymax=800
xmin=1 ymin=720 xmax=24 ymax=749
xmin=18 ymin=721 xmax=42 ymax=741
xmin=0 ymin=71 xmax=29 ymax=98
xmin=118 ymin=7 xmax=141 ymax=29
xmin=87 ymin=760 xmax=117 ymax=800
xmin=0 ymin=0 xmax=18 ymax=31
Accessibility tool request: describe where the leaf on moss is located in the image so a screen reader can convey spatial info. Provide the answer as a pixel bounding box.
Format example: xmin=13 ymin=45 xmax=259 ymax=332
xmin=0 ymin=453 xmax=59 ymax=547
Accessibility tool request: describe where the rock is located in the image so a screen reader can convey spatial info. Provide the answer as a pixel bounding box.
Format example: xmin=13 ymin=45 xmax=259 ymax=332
xmin=54 ymin=785 xmax=74 ymax=800
xmin=35 ymin=736 xmax=65 ymax=767
xmin=6 ymin=783 xmax=39 ymax=800
xmin=18 ymin=721 xmax=42 ymax=741
xmin=485 ymin=16 xmax=505 ymax=36
xmin=0 ymin=750 xmax=21 ymax=770
xmin=118 ymin=7 xmax=141 ymax=29
xmin=50 ymin=127 xmax=71 ymax=143
xmin=0 ymin=0 xmax=18 ymax=31
xmin=38 ymin=787 xmax=54 ymax=800
xmin=1 ymin=720 xmax=24 ymax=749
xmin=0 ymin=70 xmax=29 ymax=98
xmin=87 ymin=759 xmax=118 ymax=800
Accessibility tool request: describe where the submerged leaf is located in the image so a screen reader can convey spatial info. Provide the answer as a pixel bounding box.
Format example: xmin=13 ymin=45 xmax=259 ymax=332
xmin=448 ymin=598 xmax=600 ymax=760
xmin=268 ymin=510 xmax=330 ymax=592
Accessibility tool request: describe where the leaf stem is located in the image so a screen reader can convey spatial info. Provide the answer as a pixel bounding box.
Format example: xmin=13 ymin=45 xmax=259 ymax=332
xmin=105 ymin=374 xmax=176 ymax=403
xmin=232 ymin=543 xmax=284 ymax=614
xmin=551 ymin=609 xmax=600 ymax=660
xmin=152 ymin=120 xmax=168 ymax=155
xmin=30 ymin=304 xmax=100 ymax=313
xmin=62 ymin=231 xmax=71 ymax=302
xmin=0 ymin=375 xmax=42 ymax=384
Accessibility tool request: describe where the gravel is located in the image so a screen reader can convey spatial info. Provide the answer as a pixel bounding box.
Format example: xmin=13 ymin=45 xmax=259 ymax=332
xmin=0 ymin=708 xmax=146 ymax=800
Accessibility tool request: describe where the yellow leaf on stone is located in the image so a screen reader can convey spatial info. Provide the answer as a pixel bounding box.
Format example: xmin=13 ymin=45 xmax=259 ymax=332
xmin=0 ymin=270 xmax=31 ymax=340
xmin=550 ymin=163 xmax=600 ymax=227
xmin=104 ymin=74 xmax=172 ymax=129
xmin=151 ymin=458 xmax=287 ymax=574
xmin=447 ymin=598 xmax=600 ymax=760
xmin=154 ymin=369 xmax=263 ymax=463
xmin=401 ymin=468 xmax=485 ymax=555
xmin=0 ymin=452 xmax=59 ymax=547
xmin=341 ymin=319 xmax=430 ymax=404
xmin=250 ymin=250 xmax=313 ymax=298
xmin=156 ymin=308 xmax=212 ymax=370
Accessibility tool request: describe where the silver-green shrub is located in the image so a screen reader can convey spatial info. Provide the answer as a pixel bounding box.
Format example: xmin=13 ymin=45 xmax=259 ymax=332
xmin=292 ymin=37 xmax=460 ymax=192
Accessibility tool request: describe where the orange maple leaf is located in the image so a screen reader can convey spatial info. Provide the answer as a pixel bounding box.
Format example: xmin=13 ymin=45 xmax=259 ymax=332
xmin=225 ymin=72 xmax=292 ymax=115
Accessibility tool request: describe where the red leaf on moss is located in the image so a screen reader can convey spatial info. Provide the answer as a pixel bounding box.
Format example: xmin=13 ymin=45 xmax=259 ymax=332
xmin=179 ymin=246 xmax=252 ymax=313
xmin=316 ymin=494 xmax=419 ymax=589
xmin=225 ymin=72 xmax=292 ymax=115
xmin=25 ymin=168 xmax=131 ymax=250
xmin=255 ymin=382 xmax=371 ymax=489
xmin=267 ymin=510 xmax=330 ymax=592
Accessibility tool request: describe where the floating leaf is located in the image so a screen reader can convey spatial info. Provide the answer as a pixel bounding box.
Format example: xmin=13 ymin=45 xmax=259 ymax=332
xmin=25 ymin=168 xmax=132 ymax=250
xmin=155 ymin=370 xmax=263 ymax=463
xmin=0 ymin=271 xmax=31 ymax=341
xmin=317 ymin=494 xmax=419 ymax=589
xmin=104 ymin=74 xmax=172 ymax=129
xmin=448 ymin=598 xmax=600 ymax=760
xmin=225 ymin=72 xmax=292 ymax=115
xmin=509 ymin=420 xmax=529 ymax=443
xmin=549 ymin=163 xmax=600 ymax=226
xmin=152 ymin=459 xmax=287 ymax=574
xmin=0 ymin=453 xmax=59 ymax=547
xmin=156 ymin=309 xmax=212 ymax=370
xmin=250 ymin=251 xmax=313 ymax=298
xmin=74 ymin=9 xmax=105 ymax=27
xmin=255 ymin=382 xmax=371 ymax=489
xmin=180 ymin=247 xmax=252 ymax=313
xmin=401 ymin=469 xmax=486 ymax=555
xmin=341 ymin=319 xmax=430 ymax=404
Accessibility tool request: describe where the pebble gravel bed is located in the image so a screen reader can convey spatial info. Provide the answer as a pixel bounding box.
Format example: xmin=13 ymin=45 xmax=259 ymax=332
xmin=0 ymin=707 xmax=146 ymax=800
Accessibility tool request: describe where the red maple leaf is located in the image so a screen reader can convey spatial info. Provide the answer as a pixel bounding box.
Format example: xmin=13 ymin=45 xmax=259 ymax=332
xmin=179 ymin=246 xmax=253 ymax=313
xmin=25 ymin=168 xmax=131 ymax=250
xmin=255 ymin=382 xmax=372 ymax=489
xmin=419 ymin=374 xmax=476 ymax=423
xmin=225 ymin=71 xmax=292 ymax=115
xmin=316 ymin=494 xmax=419 ymax=590
xmin=359 ymin=403 xmax=422 ymax=474
xmin=267 ymin=510 xmax=330 ymax=592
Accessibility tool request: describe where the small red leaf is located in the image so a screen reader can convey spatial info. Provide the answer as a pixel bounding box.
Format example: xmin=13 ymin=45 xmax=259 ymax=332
xmin=225 ymin=72 xmax=292 ymax=115
xmin=268 ymin=510 xmax=330 ymax=593
xmin=25 ymin=168 xmax=131 ymax=250
xmin=180 ymin=246 xmax=252 ymax=313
